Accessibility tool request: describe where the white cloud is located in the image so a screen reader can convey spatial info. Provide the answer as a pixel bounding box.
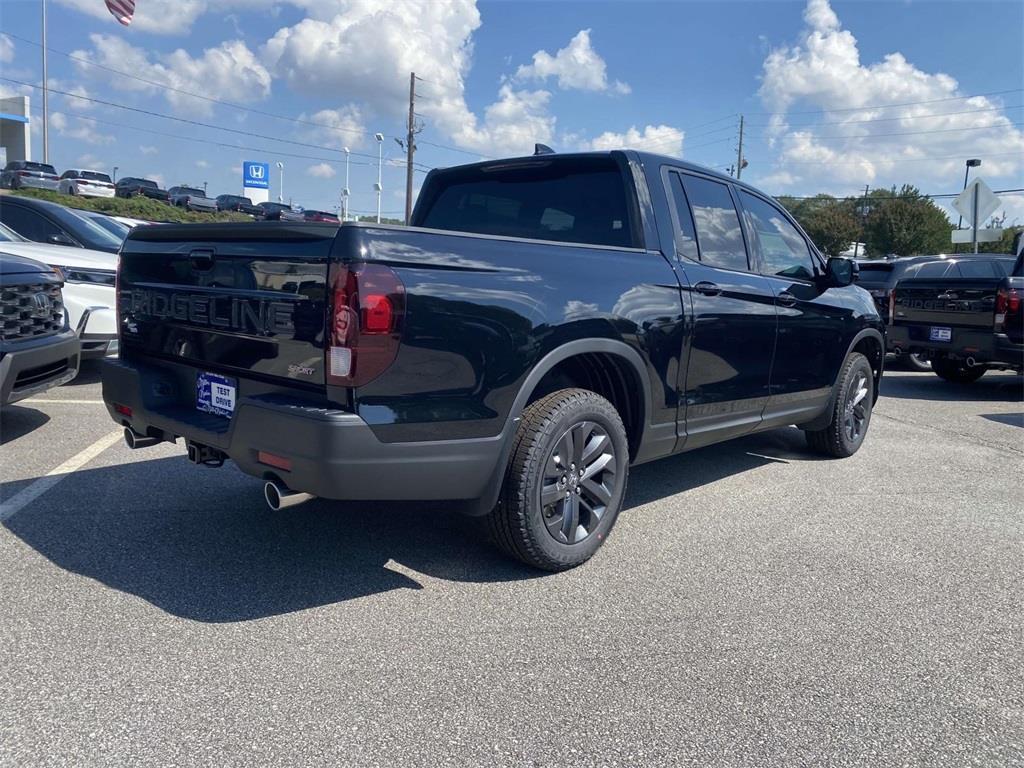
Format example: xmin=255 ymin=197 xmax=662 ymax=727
xmin=301 ymin=105 xmax=366 ymax=149
xmin=307 ymin=162 xmax=336 ymax=178
xmin=451 ymin=85 xmax=556 ymax=156
xmin=756 ymin=0 xmax=1024 ymax=194
xmin=515 ymin=29 xmax=629 ymax=94
xmin=48 ymin=79 xmax=93 ymax=112
xmin=196 ymin=159 xmax=209 ymax=168
xmin=76 ymin=153 xmax=101 ymax=168
xmin=50 ymin=112 xmax=114 ymax=145
xmin=140 ymin=145 xmax=159 ymax=155
xmin=71 ymin=35 xmax=271 ymax=117
xmin=55 ymin=0 xmax=271 ymax=35
xmin=264 ymin=0 xmax=480 ymax=139
xmin=584 ymin=124 xmax=685 ymax=156
xmin=0 ymin=34 xmax=13 ymax=64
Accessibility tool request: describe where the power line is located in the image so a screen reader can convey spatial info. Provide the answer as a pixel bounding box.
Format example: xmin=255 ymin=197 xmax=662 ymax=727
xmin=765 ymin=149 xmax=1024 ymax=166
xmin=2 ymin=76 xmax=387 ymax=161
xmin=749 ymin=120 xmax=1024 ymax=142
xmin=746 ymin=103 xmax=1024 ymax=129
xmin=776 ymin=187 xmax=1024 ymax=200
xmin=40 ymin=109 xmax=384 ymax=170
xmin=748 ymin=87 xmax=1024 ymax=116
xmin=4 ymin=31 xmax=380 ymax=139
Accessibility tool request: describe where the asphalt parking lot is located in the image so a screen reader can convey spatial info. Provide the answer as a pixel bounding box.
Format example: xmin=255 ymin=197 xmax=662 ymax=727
xmin=1 ymin=362 xmax=1022 ymax=767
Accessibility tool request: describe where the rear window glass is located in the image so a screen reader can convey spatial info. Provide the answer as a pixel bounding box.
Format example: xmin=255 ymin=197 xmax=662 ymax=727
xmin=417 ymin=159 xmax=634 ymax=248
xmin=23 ymin=162 xmax=56 ymax=174
xmin=908 ymin=262 xmax=954 ymax=278
xmin=80 ymin=171 xmax=112 ymax=182
xmin=957 ymin=260 xmax=1000 ymax=278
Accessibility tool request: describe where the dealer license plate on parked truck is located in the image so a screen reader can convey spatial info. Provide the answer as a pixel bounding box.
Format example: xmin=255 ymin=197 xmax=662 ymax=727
xmin=929 ymin=327 xmax=952 ymax=342
xmin=197 ymin=372 xmax=237 ymax=417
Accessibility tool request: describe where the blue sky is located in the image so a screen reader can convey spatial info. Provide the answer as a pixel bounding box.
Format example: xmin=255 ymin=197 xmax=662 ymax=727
xmin=1 ymin=0 xmax=1022 ymax=220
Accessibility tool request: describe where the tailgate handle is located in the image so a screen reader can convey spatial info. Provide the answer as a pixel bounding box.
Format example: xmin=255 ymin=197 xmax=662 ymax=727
xmin=189 ymin=249 xmax=215 ymax=272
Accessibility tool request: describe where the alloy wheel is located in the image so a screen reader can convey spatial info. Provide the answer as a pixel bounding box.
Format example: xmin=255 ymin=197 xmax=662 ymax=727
xmin=843 ymin=373 xmax=870 ymax=443
xmin=539 ymin=420 xmax=620 ymax=545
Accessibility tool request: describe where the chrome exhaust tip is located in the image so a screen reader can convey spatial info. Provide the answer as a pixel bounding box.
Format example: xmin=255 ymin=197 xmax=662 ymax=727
xmin=264 ymin=480 xmax=315 ymax=511
xmin=966 ymin=356 xmax=978 ymax=367
xmin=124 ymin=426 xmax=160 ymax=449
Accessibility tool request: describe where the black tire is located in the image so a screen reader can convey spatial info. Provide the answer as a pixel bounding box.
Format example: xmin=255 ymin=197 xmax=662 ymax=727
xmin=932 ymin=355 xmax=985 ymax=383
xmin=485 ymin=388 xmax=629 ymax=571
xmin=805 ymin=352 xmax=874 ymax=458
xmin=905 ymin=352 xmax=931 ymax=372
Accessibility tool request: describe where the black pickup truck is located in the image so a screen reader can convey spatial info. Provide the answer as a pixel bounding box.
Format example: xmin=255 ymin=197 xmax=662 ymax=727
xmin=102 ymin=151 xmax=884 ymax=570
xmin=889 ymin=252 xmax=1023 ymax=382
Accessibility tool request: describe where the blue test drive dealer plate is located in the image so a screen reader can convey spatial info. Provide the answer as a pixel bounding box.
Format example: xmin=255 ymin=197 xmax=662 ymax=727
xmin=929 ymin=327 xmax=952 ymax=342
xmin=197 ymin=372 xmax=237 ymax=417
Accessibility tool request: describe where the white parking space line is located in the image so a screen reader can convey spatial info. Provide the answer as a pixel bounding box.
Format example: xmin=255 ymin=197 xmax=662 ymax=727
xmin=0 ymin=430 xmax=123 ymax=523
xmin=22 ymin=399 xmax=105 ymax=405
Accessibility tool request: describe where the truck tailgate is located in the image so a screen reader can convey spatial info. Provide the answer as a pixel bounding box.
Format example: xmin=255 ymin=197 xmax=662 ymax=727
xmin=118 ymin=223 xmax=335 ymax=388
xmin=893 ymin=278 xmax=999 ymax=331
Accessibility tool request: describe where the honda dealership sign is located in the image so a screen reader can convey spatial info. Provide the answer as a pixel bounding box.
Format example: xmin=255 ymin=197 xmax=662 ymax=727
xmin=243 ymin=161 xmax=270 ymax=204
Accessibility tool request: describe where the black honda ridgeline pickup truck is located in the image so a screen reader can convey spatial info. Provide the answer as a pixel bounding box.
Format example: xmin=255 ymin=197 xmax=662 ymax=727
xmin=103 ymin=151 xmax=884 ymax=570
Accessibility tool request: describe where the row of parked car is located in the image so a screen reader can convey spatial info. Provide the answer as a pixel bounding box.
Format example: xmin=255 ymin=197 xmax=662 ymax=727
xmin=0 ymin=160 xmax=341 ymax=222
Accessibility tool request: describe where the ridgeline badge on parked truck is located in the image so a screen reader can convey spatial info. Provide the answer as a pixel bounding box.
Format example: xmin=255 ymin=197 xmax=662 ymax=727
xmin=103 ymin=148 xmax=886 ymax=571
xmin=120 ymin=288 xmax=295 ymax=336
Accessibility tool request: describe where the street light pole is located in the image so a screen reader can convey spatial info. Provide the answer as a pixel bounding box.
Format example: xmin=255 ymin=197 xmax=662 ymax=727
xmin=957 ymin=158 xmax=981 ymax=230
xmin=276 ymin=161 xmax=284 ymax=204
xmin=41 ymin=0 xmax=49 ymax=163
xmin=342 ymin=147 xmax=351 ymax=222
xmin=112 ymin=166 xmax=118 ymax=183
xmin=374 ymin=132 xmax=384 ymax=223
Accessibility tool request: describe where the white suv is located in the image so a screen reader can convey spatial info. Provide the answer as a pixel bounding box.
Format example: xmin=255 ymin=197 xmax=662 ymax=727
xmin=58 ymin=169 xmax=117 ymax=199
xmin=0 ymin=222 xmax=117 ymax=358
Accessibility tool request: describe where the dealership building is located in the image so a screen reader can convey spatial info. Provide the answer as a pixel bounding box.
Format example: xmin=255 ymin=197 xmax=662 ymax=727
xmin=0 ymin=95 xmax=31 ymax=166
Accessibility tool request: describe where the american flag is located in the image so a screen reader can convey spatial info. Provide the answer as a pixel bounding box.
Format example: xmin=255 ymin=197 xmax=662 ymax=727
xmin=104 ymin=0 xmax=135 ymax=26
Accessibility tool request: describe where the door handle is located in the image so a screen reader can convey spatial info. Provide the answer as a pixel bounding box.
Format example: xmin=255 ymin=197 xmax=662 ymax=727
xmin=693 ymin=281 xmax=721 ymax=297
xmin=776 ymin=291 xmax=798 ymax=307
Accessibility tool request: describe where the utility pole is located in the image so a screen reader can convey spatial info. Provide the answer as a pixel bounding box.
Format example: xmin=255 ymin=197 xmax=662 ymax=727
xmin=405 ymin=72 xmax=416 ymax=225
xmin=41 ymin=0 xmax=49 ymax=163
xmin=341 ymin=147 xmax=351 ymax=221
xmin=735 ymin=115 xmax=745 ymax=180
xmin=374 ymin=132 xmax=384 ymax=223
xmin=853 ymin=184 xmax=869 ymax=258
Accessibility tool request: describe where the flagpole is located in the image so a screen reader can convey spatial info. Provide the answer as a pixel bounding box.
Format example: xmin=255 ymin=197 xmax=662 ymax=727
xmin=41 ymin=0 xmax=49 ymax=163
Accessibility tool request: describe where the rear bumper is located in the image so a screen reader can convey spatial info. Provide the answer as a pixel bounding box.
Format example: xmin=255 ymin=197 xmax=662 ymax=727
xmin=101 ymin=357 xmax=505 ymax=504
xmin=889 ymin=324 xmax=1024 ymax=368
xmin=78 ymin=186 xmax=116 ymax=199
xmin=0 ymin=330 xmax=80 ymax=405
xmin=20 ymin=177 xmax=60 ymax=191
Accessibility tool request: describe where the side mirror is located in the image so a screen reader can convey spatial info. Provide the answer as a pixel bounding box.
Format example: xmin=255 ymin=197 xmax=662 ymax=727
xmin=48 ymin=233 xmax=77 ymax=247
xmin=824 ymin=257 xmax=857 ymax=287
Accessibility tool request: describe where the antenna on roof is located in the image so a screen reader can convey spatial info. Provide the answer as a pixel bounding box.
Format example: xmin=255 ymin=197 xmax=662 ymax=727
xmin=534 ymin=143 xmax=555 ymax=156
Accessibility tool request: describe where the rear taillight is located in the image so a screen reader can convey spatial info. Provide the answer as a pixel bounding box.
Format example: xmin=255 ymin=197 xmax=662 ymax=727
xmin=888 ymin=288 xmax=896 ymax=324
xmin=326 ymin=263 xmax=405 ymax=387
xmin=995 ymin=286 xmax=1021 ymax=331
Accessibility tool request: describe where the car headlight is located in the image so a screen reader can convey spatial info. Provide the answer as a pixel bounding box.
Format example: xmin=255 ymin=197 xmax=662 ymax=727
xmin=60 ymin=268 xmax=116 ymax=286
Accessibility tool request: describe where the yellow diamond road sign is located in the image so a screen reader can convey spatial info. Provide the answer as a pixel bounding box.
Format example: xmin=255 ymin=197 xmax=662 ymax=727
xmin=954 ymin=178 xmax=999 ymax=227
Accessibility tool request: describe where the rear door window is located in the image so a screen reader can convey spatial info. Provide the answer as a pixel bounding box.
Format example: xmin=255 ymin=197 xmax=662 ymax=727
xmin=679 ymin=174 xmax=749 ymax=272
xmin=667 ymin=173 xmax=699 ymax=262
xmin=738 ymin=190 xmax=816 ymax=280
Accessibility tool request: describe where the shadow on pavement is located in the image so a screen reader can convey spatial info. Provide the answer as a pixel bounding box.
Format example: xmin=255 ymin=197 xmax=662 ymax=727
xmin=66 ymin=359 xmax=104 ymax=387
xmin=880 ymin=372 xmax=1023 ymax=403
xmin=4 ymin=426 xmax=820 ymax=623
xmin=980 ymin=412 xmax=1024 ymax=429
xmin=0 ymin=406 xmax=51 ymax=445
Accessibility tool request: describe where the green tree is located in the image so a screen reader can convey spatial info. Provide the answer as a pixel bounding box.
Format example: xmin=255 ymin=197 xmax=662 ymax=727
xmin=863 ymin=185 xmax=951 ymax=257
xmin=780 ymin=194 xmax=860 ymax=257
